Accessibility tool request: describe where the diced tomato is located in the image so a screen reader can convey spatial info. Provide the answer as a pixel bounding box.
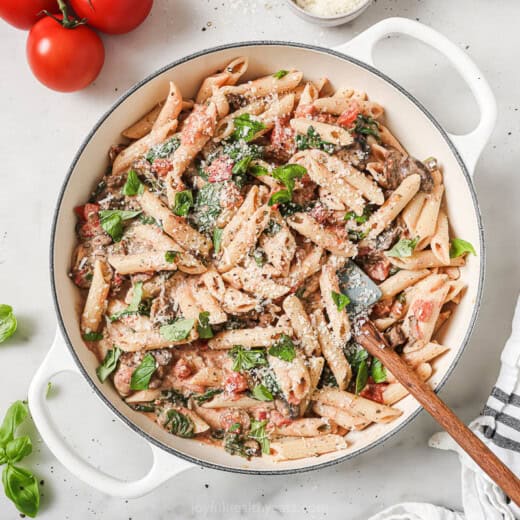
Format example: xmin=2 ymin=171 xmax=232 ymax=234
xmin=412 ymin=299 xmax=434 ymax=322
xmin=294 ymin=103 xmax=317 ymax=118
xmin=74 ymin=203 xmax=99 ymax=221
xmin=270 ymin=115 xmax=295 ymax=158
xmin=151 ymin=158 xmax=173 ymax=178
xmin=337 ymin=101 xmax=360 ymax=128
xmin=219 ymin=409 xmax=251 ymax=432
xmin=173 ymin=359 xmax=192 ymax=380
xmin=181 ymin=104 xmax=217 ymax=145
xmin=207 ymin=155 xmax=234 ymax=182
xmin=224 ymin=371 xmax=249 ymax=394
xmin=253 ymin=409 xmax=268 ymax=421
xmin=269 ymin=410 xmax=292 ymax=428
xmin=360 ymin=381 xmax=387 ymax=404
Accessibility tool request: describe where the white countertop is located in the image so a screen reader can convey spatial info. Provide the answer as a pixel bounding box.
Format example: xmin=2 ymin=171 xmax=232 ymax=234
xmin=1 ymin=0 xmax=519 ymax=518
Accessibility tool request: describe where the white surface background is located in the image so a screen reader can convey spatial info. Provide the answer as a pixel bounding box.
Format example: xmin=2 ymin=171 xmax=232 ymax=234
xmin=1 ymin=0 xmax=519 ymax=518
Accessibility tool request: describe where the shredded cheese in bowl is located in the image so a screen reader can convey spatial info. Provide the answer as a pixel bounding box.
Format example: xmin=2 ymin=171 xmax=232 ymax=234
xmin=294 ymin=0 xmax=367 ymax=17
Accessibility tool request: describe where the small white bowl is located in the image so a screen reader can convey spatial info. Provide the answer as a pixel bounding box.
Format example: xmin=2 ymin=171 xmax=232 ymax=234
xmin=285 ymin=0 xmax=372 ymax=27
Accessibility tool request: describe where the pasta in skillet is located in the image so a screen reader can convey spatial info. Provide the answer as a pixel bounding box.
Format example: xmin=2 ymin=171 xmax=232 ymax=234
xmin=71 ymin=59 xmax=476 ymax=461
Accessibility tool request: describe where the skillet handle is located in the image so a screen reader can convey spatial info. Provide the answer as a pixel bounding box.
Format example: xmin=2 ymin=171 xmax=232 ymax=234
xmin=335 ymin=17 xmax=497 ymax=174
xmin=28 ymin=330 xmax=192 ymax=498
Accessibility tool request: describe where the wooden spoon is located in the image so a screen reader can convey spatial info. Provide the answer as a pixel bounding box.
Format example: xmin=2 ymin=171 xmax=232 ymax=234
xmin=353 ymin=319 xmax=520 ymax=507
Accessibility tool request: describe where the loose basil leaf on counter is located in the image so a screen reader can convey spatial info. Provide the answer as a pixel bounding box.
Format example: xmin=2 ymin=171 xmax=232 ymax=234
xmin=5 ymin=436 xmax=32 ymax=464
xmin=121 ymin=169 xmax=144 ymax=196
xmin=0 ymin=305 xmax=17 ymax=344
xmin=450 ymin=238 xmax=476 ymax=258
xmin=273 ymin=69 xmax=289 ymax=79
xmin=160 ymin=318 xmax=195 ymax=342
xmin=0 ymin=401 xmax=28 ymax=446
xmin=96 ymin=347 xmax=122 ymax=383
xmin=232 ymin=113 xmax=266 ymax=142
xmin=110 ymin=282 xmax=143 ymax=321
xmin=197 ymin=312 xmax=214 ymax=339
xmin=2 ymin=464 xmax=39 ymax=518
xmin=82 ymin=331 xmax=103 ymax=342
xmin=355 ymin=359 xmax=369 ymax=394
xmin=173 ymin=190 xmax=193 ymax=217
xmin=165 ymin=409 xmax=195 ymax=438
xmin=251 ymin=384 xmax=274 ymax=402
xmin=99 ymin=209 xmax=141 ymax=242
xmin=268 ymin=334 xmax=296 ymax=362
xmin=229 ymin=346 xmax=268 ymax=372
xmin=164 ymin=250 xmax=179 ymax=263
xmin=213 ymin=227 xmax=223 ymax=254
xmin=130 ymin=353 xmax=157 ymax=391
xmin=371 ymin=358 xmax=387 ymax=383
xmin=249 ymin=419 xmax=270 ymax=454
xmin=193 ymin=388 xmax=223 ymax=405
xmin=386 ymin=237 xmax=418 ymax=258
xmin=331 ymin=291 xmax=350 ymax=312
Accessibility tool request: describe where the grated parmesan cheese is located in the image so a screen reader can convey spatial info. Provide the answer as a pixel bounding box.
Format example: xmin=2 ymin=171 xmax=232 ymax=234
xmin=294 ymin=0 xmax=366 ymax=17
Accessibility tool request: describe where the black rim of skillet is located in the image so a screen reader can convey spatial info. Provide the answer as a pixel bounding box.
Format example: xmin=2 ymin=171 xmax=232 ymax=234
xmin=49 ymin=40 xmax=485 ymax=475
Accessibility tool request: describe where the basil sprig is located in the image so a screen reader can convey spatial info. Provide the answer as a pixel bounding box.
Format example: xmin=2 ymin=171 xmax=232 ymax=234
xmin=99 ymin=209 xmax=141 ymax=242
xmin=130 ymin=353 xmax=157 ymax=390
xmin=0 ymin=401 xmax=40 ymax=518
xmin=96 ymin=347 xmax=122 ymax=383
xmin=0 ymin=305 xmax=17 ymax=344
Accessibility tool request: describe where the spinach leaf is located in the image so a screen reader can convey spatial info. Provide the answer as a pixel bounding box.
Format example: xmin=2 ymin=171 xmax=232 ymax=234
xmin=130 ymin=353 xmax=157 ymax=391
xmin=197 ymin=312 xmax=214 ymax=339
xmin=268 ymin=189 xmax=291 ymax=206
xmin=371 ymin=358 xmax=387 ymax=383
xmin=273 ymin=69 xmax=289 ymax=79
xmin=353 ymin=114 xmax=380 ymax=141
xmin=331 ymin=291 xmax=350 ymax=311
xmin=96 ymin=347 xmax=122 ymax=383
xmin=161 ymin=389 xmax=188 ymax=407
xmin=160 ymin=318 xmax=195 ymax=342
xmin=193 ymin=388 xmax=223 ymax=405
xmin=2 ymin=464 xmax=39 ymax=518
xmin=0 ymin=401 xmax=28 ymax=446
xmin=191 ymin=182 xmax=224 ymax=233
xmin=165 ymin=409 xmax=195 ymax=438
xmin=99 ymin=209 xmax=141 ymax=242
xmin=146 ymin=137 xmax=180 ymax=163
xmin=347 ymin=348 xmax=369 ymax=372
xmin=110 ymin=282 xmax=143 ymax=321
xmin=386 ymin=237 xmax=418 ymax=258
xmin=248 ymin=164 xmax=269 ymax=177
xmin=251 ymin=385 xmax=274 ymax=402
xmin=213 ymin=227 xmax=223 ymax=254
xmin=173 ymin=190 xmax=193 ymax=216
xmin=249 ymin=419 xmax=270 ymax=454
xmin=0 ymin=305 xmax=17 ymax=344
xmin=232 ymin=114 xmax=266 ymax=142
xmin=355 ymin=359 xmax=369 ymax=394
xmin=224 ymin=430 xmax=247 ymax=458
xmin=229 ymin=346 xmax=268 ymax=372
xmin=450 ymin=238 xmax=476 ymax=258
xmin=344 ymin=205 xmax=373 ymax=224
xmin=268 ymin=334 xmax=296 ymax=362
xmin=83 ymin=331 xmax=103 ymax=342
xmin=121 ymin=169 xmax=144 ymax=196
xmin=295 ymin=126 xmax=335 ymax=154
xmin=268 ymin=163 xmax=307 ymax=206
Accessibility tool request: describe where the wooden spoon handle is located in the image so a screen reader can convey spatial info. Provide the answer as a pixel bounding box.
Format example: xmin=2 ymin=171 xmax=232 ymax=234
xmin=354 ymin=321 xmax=520 ymax=506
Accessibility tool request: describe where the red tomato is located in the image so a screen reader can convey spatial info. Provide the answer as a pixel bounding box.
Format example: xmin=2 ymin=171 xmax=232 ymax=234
xmin=337 ymin=101 xmax=360 ymax=127
xmin=0 ymin=0 xmax=58 ymax=30
xmin=207 ymin=156 xmax=233 ymax=183
xmin=69 ymin=0 xmax=153 ymax=34
xmin=26 ymin=15 xmax=105 ymax=92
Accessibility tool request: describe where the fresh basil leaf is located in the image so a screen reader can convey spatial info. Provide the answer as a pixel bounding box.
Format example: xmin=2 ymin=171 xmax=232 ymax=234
xmin=232 ymin=113 xmax=266 ymax=142
xmin=450 ymin=238 xmax=476 ymax=258
xmin=355 ymin=359 xmax=369 ymax=394
xmin=213 ymin=227 xmax=223 ymax=254
xmin=251 ymin=385 xmax=274 ymax=402
xmin=164 ymin=250 xmax=178 ymax=263
xmin=371 ymin=358 xmax=387 ymax=383
xmin=249 ymin=419 xmax=270 ymax=454
xmin=331 ymin=291 xmax=350 ymax=312
xmin=268 ymin=189 xmax=291 ymax=206
xmin=160 ymin=318 xmax=195 ymax=342
xmin=139 ymin=214 xmax=157 ymax=225
xmin=232 ymin=155 xmax=252 ymax=176
xmin=83 ymin=331 xmax=103 ymax=342
xmin=386 ymin=237 xmax=418 ymax=258
xmin=146 ymin=136 xmax=180 ymax=163
xmin=165 ymin=409 xmax=195 ymax=438
xmin=273 ymin=69 xmax=289 ymax=79
xmin=192 ymin=182 xmax=224 ymax=233
xmin=2 ymin=464 xmax=39 ymax=518
xmin=121 ymin=169 xmax=144 ymax=196
xmin=197 ymin=312 xmax=214 ymax=339
xmin=248 ymin=164 xmax=268 ymax=177
xmin=347 ymin=348 xmax=369 ymax=372
xmin=0 ymin=401 xmax=28 ymax=446
xmin=99 ymin=209 xmax=141 ymax=242
xmin=193 ymin=388 xmax=223 ymax=405
xmin=0 ymin=446 xmax=6 ymax=465
xmin=295 ymin=126 xmax=335 ymax=154
xmin=96 ymin=347 xmax=122 ymax=383
xmin=173 ymin=190 xmax=193 ymax=217
xmin=130 ymin=353 xmax=157 ymax=391
xmin=271 ymin=164 xmax=306 ymax=193
xmin=0 ymin=305 xmax=17 ymax=344
xmin=228 ymin=345 xmax=268 ymax=372
xmin=344 ymin=206 xmax=373 ymax=224
xmin=268 ymin=334 xmax=296 ymax=362
xmin=110 ymin=282 xmax=143 ymax=321
xmin=5 ymin=436 xmax=32 ymax=464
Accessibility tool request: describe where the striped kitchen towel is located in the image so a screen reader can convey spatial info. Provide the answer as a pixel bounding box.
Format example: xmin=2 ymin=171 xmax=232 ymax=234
xmin=369 ymin=295 xmax=520 ymax=520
